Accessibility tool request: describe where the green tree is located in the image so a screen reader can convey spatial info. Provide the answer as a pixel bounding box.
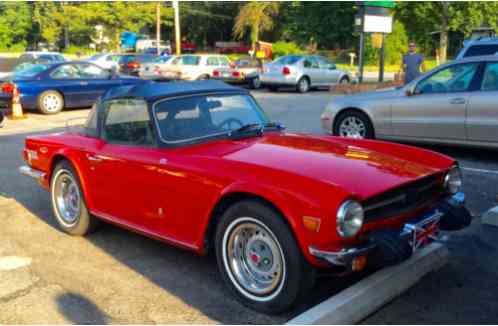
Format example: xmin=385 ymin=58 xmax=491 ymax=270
xmin=0 ymin=2 xmax=32 ymax=50
xmin=396 ymin=1 xmax=498 ymax=62
xmin=278 ymin=2 xmax=356 ymax=50
xmin=233 ymin=2 xmax=279 ymax=48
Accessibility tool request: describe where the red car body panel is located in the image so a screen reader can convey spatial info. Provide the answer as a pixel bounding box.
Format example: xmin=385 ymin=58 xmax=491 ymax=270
xmin=24 ymin=131 xmax=455 ymax=267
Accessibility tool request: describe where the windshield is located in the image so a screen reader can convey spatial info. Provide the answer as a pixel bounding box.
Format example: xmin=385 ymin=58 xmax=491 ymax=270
xmin=13 ymin=64 xmax=49 ymax=77
xmin=153 ymin=93 xmax=270 ymax=144
xmin=275 ymin=55 xmax=302 ymax=65
xmin=180 ymin=55 xmax=200 ymax=65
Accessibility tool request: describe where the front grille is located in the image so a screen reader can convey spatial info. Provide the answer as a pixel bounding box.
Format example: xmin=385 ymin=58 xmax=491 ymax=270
xmin=363 ymin=174 xmax=444 ymax=223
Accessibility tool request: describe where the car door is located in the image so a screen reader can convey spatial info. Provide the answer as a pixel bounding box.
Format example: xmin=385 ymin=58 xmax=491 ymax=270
xmin=77 ymin=63 xmax=123 ymax=103
xmin=86 ymin=98 xmax=165 ymax=230
xmin=302 ymin=57 xmax=320 ymax=85
xmin=390 ymin=62 xmax=481 ymax=140
xmin=317 ymin=56 xmax=341 ymax=85
xmin=467 ymin=61 xmax=498 ymax=143
xmin=49 ymin=63 xmax=93 ymax=107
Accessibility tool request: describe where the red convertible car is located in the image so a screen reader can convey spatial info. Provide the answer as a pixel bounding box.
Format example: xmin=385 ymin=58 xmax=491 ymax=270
xmin=20 ymin=81 xmax=471 ymax=313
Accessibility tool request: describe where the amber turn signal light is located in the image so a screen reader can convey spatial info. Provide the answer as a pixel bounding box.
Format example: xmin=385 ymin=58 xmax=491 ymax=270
xmin=352 ymin=255 xmax=367 ymax=272
xmin=302 ymin=216 xmax=321 ymax=232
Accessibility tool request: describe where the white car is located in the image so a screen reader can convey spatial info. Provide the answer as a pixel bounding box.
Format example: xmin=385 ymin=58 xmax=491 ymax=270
xmin=86 ymin=53 xmax=122 ymax=70
xmin=138 ymin=56 xmax=176 ymax=80
xmin=260 ymin=55 xmax=352 ymax=93
xmin=162 ymin=54 xmax=231 ymax=81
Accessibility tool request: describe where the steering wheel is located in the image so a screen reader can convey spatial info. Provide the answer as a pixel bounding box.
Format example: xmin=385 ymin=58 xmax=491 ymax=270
xmin=218 ymin=118 xmax=244 ymax=130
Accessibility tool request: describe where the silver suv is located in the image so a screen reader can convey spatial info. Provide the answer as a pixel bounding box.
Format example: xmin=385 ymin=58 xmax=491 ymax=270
xmin=260 ymin=55 xmax=352 ymax=93
xmin=456 ymin=37 xmax=498 ymax=59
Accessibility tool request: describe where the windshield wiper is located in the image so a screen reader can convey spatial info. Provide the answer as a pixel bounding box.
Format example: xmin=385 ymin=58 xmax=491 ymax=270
xmin=227 ymin=123 xmax=264 ymax=139
xmin=264 ymin=122 xmax=285 ymax=130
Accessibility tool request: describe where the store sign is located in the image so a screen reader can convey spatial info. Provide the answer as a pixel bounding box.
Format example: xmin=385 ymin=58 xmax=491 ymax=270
xmin=363 ymin=14 xmax=393 ymax=33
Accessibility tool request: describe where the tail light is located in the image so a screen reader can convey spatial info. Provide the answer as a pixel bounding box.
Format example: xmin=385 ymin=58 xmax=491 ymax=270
xmin=127 ymin=61 xmax=140 ymax=69
xmin=232 ymin=71 xmax=241 ymax=78
xmin=282 ymin=66 xmax=291 ymax=75
xmin=213 ymin=70 xmax=220 ymax=77
xmin=1 ymin=82 xmax=15 ymax=94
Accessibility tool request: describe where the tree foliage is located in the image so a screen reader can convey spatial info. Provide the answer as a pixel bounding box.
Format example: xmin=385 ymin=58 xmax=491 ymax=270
xmin=0 ymin=2 xmax=32 ymax=51
xmin=233 ymin=2 xmax=279 ymax=47
xmin=278 ymin=2 xmax=356 ymax=50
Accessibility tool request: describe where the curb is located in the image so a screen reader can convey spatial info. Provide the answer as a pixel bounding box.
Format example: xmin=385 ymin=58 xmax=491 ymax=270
xmin=287 ymin=242 xmax=448 ymax=325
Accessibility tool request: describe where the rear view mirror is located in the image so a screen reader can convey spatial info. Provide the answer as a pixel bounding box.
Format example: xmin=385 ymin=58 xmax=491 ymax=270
xmin=200 ymin=100 xmax=222 ymax=110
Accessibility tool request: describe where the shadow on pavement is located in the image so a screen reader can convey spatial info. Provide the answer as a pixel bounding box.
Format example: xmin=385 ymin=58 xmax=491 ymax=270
xmin=56 ymin=292 xmax=110 ymax=324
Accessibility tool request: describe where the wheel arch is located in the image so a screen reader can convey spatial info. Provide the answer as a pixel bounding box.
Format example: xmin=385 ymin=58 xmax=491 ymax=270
xmin=203 ymin=191 xmax=303 ymax=258
xmin=333 ymin=107 xmax=376 ymax=138
xmin=48 ymin=151 xmax=93 ymax=209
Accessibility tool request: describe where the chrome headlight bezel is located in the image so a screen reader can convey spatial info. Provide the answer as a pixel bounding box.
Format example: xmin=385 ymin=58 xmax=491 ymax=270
xmin=336 ymin=200 xmax=364 ymax=238
xmin=444 ymin=166 xmax=463 ymax=194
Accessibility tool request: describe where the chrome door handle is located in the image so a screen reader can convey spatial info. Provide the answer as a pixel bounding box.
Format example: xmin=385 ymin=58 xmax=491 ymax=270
xmin=449 ymin=98 xmax=466 ymax=105
xmin=79 ymin=81 xmax=89 ymax=86
xmin=87 ymin=154 xmax=103 ymax=162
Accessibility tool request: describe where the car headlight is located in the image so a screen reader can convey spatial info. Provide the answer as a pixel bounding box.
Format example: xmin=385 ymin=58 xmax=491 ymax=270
xmin=444 ymin=167 xmax=463 ymax=194
xmin=337 ymin=200 xmax=364 ymax=238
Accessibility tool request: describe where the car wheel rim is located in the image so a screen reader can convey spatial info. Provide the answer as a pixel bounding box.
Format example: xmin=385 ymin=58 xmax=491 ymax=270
xmin=53 ymin=170 xmax=80 ymax=226
xmin=222 ymin=217 xmax=286 ymax=302
xmin=340 ymin=78 xmax=349 ymax=84
xmin=253 ymin=78 xmax=261 ymax=89
xmin=43 ymin=94 xmax=61 ymax=112
xmin=339 ymin=116 xmax=366 ymax=138
xmin=299 ymin=79 xmax=309 ymax=92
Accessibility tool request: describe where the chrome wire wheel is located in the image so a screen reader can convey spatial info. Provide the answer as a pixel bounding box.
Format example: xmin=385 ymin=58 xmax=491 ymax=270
xmin=42 ymin=93 xmax=62 ymax=112
xmin=222 ymin=217 xmax=286 ymax=302
xmin=52 ymin=169 xmax=81 ymax=227
xmin=338 ymin=116 xmax=366 ymax=139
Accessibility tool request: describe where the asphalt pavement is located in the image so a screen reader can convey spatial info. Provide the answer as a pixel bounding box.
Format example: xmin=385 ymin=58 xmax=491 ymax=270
xmin=0 ymin=89 xmax=497 ymax=324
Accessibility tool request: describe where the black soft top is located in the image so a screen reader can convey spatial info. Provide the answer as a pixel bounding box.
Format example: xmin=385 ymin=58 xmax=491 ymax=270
xmin=101 ymin=80 xmax=248 ymax=103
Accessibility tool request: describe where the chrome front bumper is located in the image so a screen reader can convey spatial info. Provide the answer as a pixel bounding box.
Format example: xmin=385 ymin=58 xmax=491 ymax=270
xmin=310 ymin=193 xmax=466 ymax=267
xmin=19 ymin=165 xmax=46 ymax=183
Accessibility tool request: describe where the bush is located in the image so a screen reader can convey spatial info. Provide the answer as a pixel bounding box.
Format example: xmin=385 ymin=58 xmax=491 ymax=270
xmin=63 ymin=45 xmax=94 ymax=56
xmin=364 ymin=20 xmax=408 ymax=66
xmin=272 ymin=41 xmax=304 ymax=58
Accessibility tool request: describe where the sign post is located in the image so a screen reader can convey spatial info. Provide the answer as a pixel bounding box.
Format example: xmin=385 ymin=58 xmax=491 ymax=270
xmin=355 ymin=1 xmax=394 ymax=83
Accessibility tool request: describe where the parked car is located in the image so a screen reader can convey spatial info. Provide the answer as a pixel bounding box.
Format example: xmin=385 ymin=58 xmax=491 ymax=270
xmin=0 ymin=61 xmax=145 ymax=114
xmin=118 ymin=54 xmax=157 ymax=76
xmin=260 ymin=55 xmax=352 ymax=93
xmin=86 ymin=53 xmax=122 ymax=70
xmin=321 ymin=56 xmax=498 ymax=148
xmin=138 ymin=55 xmax=176 ymax=80
xmin=161 ymin=54 xmax=231 ymax=81
xmin=19 ymin=80 xmax=470 ymax=313
xmin=456 ymin=37 xmax=498 ymax=59
xmin=11 ymin=52 xmax=67 ymax=76
xmin=212 ymin=57 xmax=269 ymax=89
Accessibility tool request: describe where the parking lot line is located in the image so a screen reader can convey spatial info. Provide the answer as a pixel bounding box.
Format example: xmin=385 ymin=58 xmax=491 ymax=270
xmin=461 ymin=166 xmax=498 ymax=175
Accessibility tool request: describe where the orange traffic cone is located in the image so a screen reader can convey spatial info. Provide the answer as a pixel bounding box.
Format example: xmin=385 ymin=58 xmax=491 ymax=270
xmin=10 ymin=85 xmax=25 ymax=120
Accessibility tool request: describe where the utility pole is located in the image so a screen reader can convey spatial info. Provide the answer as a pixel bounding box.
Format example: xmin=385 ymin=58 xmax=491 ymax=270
xmin=173 ymin=0 xmax=181 ymax=55
xmin=358 ymin=5 xmax=365 ymax=84
xmin=156 ymin=2 xmax=161 ymax=56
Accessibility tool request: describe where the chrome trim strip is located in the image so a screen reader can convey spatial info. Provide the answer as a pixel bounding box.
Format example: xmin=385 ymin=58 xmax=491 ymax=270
xmin=19 ymin=165 xmax=46 ymax=182
xmin=309 ymin=243 xmax=376 ymax=266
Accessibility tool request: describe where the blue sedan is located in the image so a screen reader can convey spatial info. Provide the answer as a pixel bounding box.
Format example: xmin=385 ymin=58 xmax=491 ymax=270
xmin=0 ymin=61 xmax=147 ymax=114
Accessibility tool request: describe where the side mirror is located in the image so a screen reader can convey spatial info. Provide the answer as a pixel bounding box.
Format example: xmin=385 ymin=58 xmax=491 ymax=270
xmin=405 ymin=84 xmax=417 ymax=96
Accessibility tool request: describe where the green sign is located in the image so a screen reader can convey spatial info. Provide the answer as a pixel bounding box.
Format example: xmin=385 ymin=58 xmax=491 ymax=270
xmin=364 ymin=1 xmax=396 ymax=9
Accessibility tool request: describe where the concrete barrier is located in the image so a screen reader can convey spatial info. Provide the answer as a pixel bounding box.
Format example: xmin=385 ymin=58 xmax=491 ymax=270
xmin=287 ymin=242 xmax=448 ymax=325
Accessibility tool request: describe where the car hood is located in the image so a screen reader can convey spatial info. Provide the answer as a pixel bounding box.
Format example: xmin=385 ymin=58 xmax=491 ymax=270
xmin=212 ymin=133 xmax=450 ymax=199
